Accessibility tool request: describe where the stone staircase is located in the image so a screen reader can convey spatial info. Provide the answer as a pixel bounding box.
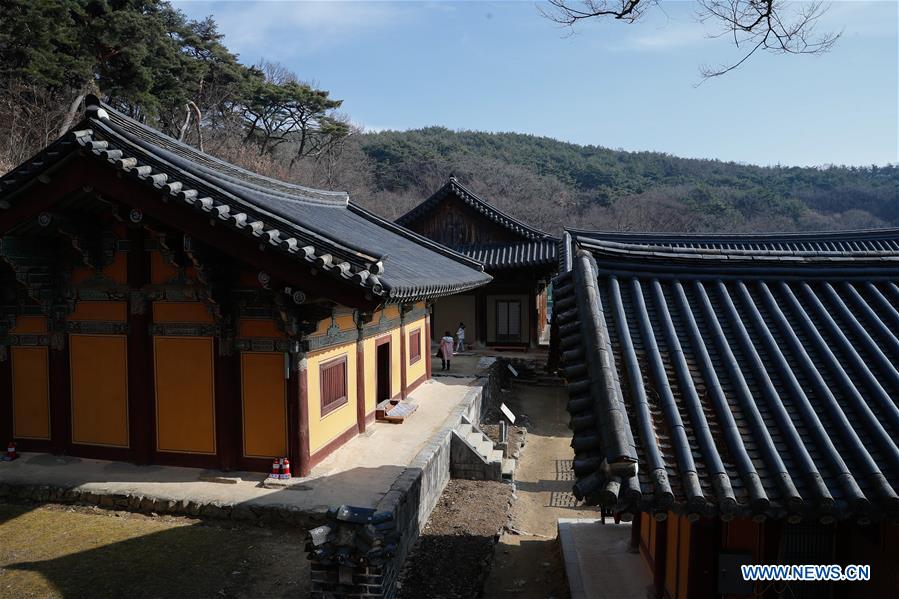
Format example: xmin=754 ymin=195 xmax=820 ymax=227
xmin=450 ymin=416 xmax=515 ymax=481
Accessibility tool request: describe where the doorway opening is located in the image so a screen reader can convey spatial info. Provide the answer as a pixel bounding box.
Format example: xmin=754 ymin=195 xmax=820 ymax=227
xmin=376 ymin=337 xmax=391 ymax=402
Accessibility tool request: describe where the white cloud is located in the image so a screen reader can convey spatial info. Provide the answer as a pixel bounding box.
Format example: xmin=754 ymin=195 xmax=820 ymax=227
xmin=173 ymin=1 xmax=419 ymax=58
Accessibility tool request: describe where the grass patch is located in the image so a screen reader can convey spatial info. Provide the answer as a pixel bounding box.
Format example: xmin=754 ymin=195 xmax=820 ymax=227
xmin=0 ymin=503 xmax=308 ymax=598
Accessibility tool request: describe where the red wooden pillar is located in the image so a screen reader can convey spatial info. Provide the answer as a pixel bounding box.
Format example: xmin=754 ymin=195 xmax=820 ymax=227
xmin=425 ymin=307 xmax=433 ymax=380
xmin=286 ymin=353 xmax=301 ymax=473
xmin=400 ymin=311 xmax=407 ymax=400
xmin=214 ymin=344 xmax=240 ymax=470
xmin=0 ymin=348 xmax=12 ymax=447
xmin=48 ymin=334 xmax=70 ymax=455
xmin=475 ymin=291 xmax=487 ymax=347
xmin=127 ymin=227 xmax=155 ymax=465
xmin=296 ymin=356 xmax=311 ymax=476
xmin=528 ymin=286 xmax=539 ymax=349
xmin=652 ymin=514 xmax=668 ymax=599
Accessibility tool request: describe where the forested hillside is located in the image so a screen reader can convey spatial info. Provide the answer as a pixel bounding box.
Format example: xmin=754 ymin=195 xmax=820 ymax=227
xmin=1 ymin=1 xmax=895 ymax=235
xmin=350 ymin=128 xmax=899 ymax=234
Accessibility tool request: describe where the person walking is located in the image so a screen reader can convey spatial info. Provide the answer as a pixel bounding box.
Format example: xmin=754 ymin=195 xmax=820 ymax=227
xmin=439 ymin=330 xmax=455 ymax=371
xmin=455 ymin=322 xmax=466 ymax=353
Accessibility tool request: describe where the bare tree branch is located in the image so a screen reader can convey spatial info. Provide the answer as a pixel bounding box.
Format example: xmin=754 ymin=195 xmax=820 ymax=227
xmin=542 ymin=0 xmax=841 ymax=79
xmin=697 ymin=0 xmax=841 ymax=78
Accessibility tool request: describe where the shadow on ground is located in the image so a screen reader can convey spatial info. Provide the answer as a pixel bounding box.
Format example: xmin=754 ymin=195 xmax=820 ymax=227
xmin=0 ymin=502 xmax=309 ymax=598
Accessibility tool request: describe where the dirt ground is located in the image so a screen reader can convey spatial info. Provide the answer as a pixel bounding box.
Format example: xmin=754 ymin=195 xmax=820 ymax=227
xmin=482 ymin=380 xmax=596 ymax=599
xmin=398 ymin=479 xmax=512 ymax=599
xmin=0 ymin=502 xmax=309 ymax=598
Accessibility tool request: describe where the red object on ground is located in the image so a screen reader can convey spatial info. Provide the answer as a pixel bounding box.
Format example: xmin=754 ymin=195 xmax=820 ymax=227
xmin=281 ymin=458 xmax=291 ymax=479
xmin=270 ymin=458 xmax=281 ymax=479
xmin=5 ymin=441 xmax=17 ymax=461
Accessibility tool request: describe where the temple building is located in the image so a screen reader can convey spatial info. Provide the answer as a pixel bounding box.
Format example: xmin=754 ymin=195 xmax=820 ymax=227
xmin=553 ymin=229 xmax=899 ymax=598
xmin=0 ymin=96 xmax=490 ymax=476
xmin=397 ymin=177 xmax=557 ymax=349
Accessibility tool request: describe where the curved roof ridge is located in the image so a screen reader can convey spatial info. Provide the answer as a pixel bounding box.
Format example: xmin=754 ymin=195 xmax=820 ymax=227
xmin=95 ymin=97 xmax=349 ymax=206
xmin=567 ymin=227 xmax=899 ymax=242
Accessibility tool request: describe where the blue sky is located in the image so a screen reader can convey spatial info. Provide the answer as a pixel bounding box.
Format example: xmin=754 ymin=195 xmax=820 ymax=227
xmin=173 ymin=1 xmax=898 ymax=167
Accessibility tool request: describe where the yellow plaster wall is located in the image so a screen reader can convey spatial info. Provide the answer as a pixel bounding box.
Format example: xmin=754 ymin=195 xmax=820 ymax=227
xmin=405 ymin=316 xmax=427 ymax=387
xmin=68 ymin=301 xmax=127 ymax=322
xmin=237 ymin=318 xmax=285 ymax=338
xmin=306 ymin=342 xmax=358 ymax=455
xmin=433 ymin=295 xmax=474 ymax=346
xmin=310 ymin=312 xmax=357 ymax=336
xmin=362 ymin=336 xmax=377 ymax=415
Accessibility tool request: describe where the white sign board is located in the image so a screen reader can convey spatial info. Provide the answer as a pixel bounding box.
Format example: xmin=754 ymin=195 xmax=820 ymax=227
xmin=500 ymin=402 xmax=516 ymax=424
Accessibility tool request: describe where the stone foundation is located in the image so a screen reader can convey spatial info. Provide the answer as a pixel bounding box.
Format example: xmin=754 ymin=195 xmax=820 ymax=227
xmin=307 ymin=361 xmax=502 ymax=598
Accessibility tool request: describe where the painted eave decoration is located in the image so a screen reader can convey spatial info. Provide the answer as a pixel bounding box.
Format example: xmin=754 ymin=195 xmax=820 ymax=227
xmin=396 ymin=176 xmax=559 ymax=270
xmin=0 ymin=96 xmax=491 ymax=304
xmin=554 ymin=228 xmax=899 ymax=523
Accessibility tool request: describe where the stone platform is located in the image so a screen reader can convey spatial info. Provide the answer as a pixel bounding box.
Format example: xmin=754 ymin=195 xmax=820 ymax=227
xmin=0 ymin=378 xmax=475 ymax=528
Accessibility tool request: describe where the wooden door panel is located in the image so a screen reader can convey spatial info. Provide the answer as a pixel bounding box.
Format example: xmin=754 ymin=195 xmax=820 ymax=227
xmin=240 ymin=352 xmax=287 ymax=459
xmin=154 ymin=336 xmax=216 ymax=454
xmin=11 ymin=346 xmax=50 ymax=440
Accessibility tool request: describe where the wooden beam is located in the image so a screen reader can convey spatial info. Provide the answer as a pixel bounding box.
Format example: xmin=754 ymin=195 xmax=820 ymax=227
xmin=1 ymin=159 xmax=378 ymax=311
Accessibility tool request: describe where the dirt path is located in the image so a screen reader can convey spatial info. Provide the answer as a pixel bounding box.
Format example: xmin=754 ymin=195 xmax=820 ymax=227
xmin=482 ymin=381 xmax=595 ymax=599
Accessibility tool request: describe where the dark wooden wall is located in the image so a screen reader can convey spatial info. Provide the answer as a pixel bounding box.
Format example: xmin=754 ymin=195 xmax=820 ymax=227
xmin=404 ymin=199 xmax=524 ymax=247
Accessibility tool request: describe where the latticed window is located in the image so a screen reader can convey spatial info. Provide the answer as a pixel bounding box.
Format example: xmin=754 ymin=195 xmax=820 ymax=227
xmin=409 ymin=329 xmax=421 ymax=364
xmin=496 ymin=300 xmax=521 ymax=341
xmin=320 ymin=356 xmax=348 ymax=416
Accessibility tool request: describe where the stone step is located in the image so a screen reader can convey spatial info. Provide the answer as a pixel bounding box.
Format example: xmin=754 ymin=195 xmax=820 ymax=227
xmin=466 ymin=431 xmax=483 ymax=448
xmin=455 ymin=422 xmax=473 ymax=437
xmin=502 ymin=458 xmax=515 ymax=480
xmin=476 ymin=439 xmax=495 ymax=458
xmin=488 ymin=449 xmax=504 ymax=463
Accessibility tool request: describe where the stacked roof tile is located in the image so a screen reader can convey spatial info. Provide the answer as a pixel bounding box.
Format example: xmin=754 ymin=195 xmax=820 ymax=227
xmin=0 ymin=97 xmax=491 ymax=303
xmin=554 ymin=229 xmax=899 ymax=523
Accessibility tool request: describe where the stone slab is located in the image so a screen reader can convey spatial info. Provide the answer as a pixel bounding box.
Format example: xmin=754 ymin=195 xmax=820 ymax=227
xmin=557 ymin=518 xmax=651 ymax=599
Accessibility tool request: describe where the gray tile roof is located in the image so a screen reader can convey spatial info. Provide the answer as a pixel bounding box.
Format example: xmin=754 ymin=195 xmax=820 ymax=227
xmin=554 ymin=229 xmax=899 ymax=523
xmin=0 ymin=98 xmax=491 ymax=303
xmin=454 ymin=239 xmax=558 ymax=270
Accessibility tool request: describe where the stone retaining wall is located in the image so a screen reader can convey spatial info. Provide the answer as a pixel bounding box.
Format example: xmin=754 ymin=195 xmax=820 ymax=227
xmin=0 ymin=481 xmax=326 ymax=529
xmin=308 ymin=362 xmax=501 ymax=598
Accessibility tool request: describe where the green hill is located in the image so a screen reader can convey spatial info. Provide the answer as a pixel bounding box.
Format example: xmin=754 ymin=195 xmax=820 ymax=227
xmin=351 ymin=127 xmax=898 ymax=235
